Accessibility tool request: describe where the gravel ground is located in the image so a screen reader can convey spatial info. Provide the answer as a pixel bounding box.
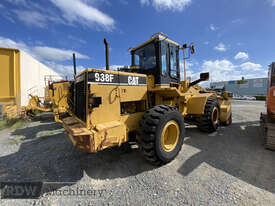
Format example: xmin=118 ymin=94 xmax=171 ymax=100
xmin=0 ymin=100 xmax=274 ymax=206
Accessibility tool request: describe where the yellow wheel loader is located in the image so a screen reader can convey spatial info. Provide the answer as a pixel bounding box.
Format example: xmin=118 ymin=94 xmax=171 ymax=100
xmin=62 ymin=33 xmax=232 ymax=165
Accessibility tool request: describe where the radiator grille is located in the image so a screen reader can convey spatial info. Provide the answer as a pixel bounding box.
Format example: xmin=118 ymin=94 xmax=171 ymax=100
xmin=75 ymin=74 xmax=86 ymax=122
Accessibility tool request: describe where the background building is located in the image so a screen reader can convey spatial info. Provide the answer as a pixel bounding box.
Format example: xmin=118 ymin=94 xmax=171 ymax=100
xmin=210 ymin=78 xmax=267 ymax=96
xmin=0 ymin=48 xmax=61 ymax=118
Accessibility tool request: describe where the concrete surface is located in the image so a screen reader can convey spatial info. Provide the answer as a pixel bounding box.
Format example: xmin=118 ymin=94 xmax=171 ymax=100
xmin=0 ymin=100 xmax=274 ymax=206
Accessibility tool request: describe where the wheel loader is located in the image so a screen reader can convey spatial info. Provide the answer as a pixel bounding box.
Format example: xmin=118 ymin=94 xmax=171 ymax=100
xmin=62 ymin=33 xmax=232 ymax=165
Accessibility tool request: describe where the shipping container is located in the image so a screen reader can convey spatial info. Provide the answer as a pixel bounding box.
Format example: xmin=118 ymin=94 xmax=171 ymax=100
xmin=0 ymin=48 xmax=61 ymax=118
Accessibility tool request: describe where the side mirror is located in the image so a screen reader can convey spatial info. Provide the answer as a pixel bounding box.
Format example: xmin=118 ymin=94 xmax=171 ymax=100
xmin=189 ymin=72 xmax=210 ymax=87
xmin=200 ymin=72 xmax=209 ymax=81
xmin=190 ymin=44 xmax=195 ymax=54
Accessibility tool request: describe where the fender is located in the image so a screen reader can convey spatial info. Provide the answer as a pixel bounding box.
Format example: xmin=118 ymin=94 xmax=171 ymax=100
xmin=186 ymin=93 xmax=214 ymax=115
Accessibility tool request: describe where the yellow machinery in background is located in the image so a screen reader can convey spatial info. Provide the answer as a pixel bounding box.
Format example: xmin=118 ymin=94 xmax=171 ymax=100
xmin=22 ymin=81 xmax=71 ymax=122
xmin=62 ymin=33 xmax=232 ymax=165
xmin=0 ymin=48 xmax=21 ymax=119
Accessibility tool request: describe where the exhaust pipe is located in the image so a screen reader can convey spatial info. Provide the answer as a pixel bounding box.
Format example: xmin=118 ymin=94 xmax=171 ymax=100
xmin=104 ymin=38 xmax=109 ymax=70
xmin=73 ymin=53 xmax=77 ymax=77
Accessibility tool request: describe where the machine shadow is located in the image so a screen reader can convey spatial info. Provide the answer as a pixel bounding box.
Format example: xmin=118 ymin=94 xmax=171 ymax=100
xmin=0 ymin=114 xmax=155 ymax=196
xmin=11 ymin=122 xmax=63 ymax=141
xmin=30 ymin=112 xmax=57 ymax=123
xmin=178 ymin=121 xmax=275 ymax=193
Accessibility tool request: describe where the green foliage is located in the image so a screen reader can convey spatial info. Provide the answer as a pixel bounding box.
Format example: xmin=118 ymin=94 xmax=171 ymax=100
xmin=254 ymin=96 xmax=266 ymax=101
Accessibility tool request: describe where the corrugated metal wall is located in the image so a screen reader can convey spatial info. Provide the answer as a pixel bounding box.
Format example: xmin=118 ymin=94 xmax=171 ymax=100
xmin=210 ymin=78 xmax=267 ymax=96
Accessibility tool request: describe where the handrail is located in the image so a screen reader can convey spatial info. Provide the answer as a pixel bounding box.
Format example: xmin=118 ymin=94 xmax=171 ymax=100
xmin=151 ymin=32 xmax=168 ymax=39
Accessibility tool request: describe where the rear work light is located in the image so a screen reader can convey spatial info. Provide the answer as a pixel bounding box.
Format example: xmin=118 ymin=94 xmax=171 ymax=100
xmin=88 ymin=96 xmax=102 ymax=108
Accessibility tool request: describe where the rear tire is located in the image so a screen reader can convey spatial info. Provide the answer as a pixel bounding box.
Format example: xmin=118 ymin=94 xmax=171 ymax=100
xmin=198 ymin=97 xmax=220 ymax=133
xmin=138 ymin=105 xmax=185 ymax=165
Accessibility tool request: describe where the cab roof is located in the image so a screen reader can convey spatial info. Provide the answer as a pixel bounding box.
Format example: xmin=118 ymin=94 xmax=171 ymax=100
xmin=131 ymin=33 xmax=180 ymax=52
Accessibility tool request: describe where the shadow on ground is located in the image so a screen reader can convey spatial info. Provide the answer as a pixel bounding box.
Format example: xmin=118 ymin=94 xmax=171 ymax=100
xmin=178 ymin=121 xmax=275 ymax=194
xmin=29 ymin=112 xmax=57 ymax=123
xmin=1 ymin=113 xmax=274 ymax=196
xmin=0 ymin=114 xmax=155 ymax=195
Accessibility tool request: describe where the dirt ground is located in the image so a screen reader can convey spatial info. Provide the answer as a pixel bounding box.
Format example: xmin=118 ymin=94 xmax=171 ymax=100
xmin=0 ymin=100 xmax=274 ymax=206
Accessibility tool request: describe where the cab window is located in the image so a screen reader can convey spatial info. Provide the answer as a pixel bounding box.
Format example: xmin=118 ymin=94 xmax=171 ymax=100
xmin=133 ymin=43 xmax=156 ymax=70
xmin=161 ymin=42 xmax=168 ymax=75
xmin=169 ymin=45 xmax=178 ymax=78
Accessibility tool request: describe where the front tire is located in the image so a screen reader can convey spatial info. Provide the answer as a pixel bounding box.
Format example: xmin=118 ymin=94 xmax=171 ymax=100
xmin=198 ymin=97 xmax=220 ymax=133
xmin=138 ymin=105 xmax=185 ymax=165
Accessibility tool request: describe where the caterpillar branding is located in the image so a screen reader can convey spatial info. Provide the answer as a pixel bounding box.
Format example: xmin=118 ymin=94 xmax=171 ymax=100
xmin=87 ymin=72 xmax=146 ymax=86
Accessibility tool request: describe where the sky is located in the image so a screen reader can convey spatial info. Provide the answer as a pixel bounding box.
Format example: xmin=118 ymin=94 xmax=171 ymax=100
xmin=0 ymin=0 xmax=275 ymax=83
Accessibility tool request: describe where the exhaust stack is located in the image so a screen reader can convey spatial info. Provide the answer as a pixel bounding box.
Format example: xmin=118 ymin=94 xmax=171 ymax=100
xmin=73 ymin=53 xmax=77 ymax=77
xmin=104 ymin=38 xmax=110 ymax=70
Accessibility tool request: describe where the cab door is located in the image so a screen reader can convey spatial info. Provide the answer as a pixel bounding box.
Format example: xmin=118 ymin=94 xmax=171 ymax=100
xmin=159 ymin=41 xmax=180 ymax=85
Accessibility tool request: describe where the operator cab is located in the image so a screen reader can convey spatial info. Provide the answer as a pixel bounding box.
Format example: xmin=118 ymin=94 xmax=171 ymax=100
xmin=130 ymin=33 xmax=181 ymax=86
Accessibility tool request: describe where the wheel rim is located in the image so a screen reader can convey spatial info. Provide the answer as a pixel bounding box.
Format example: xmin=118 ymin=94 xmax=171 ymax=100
xmin=161 ymin=120 xmax=180 ymax=152
xmin=212 ymin=107 xmax=219 ymax=124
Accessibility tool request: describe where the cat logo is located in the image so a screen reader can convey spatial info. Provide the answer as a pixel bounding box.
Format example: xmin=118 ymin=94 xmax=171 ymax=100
xmin=128 ymin=76 xmax=139 ymax=85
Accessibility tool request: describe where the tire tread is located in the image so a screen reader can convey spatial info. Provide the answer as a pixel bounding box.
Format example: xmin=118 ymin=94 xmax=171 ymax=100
xmin=138 ymin=105 xmax=184 ymax=165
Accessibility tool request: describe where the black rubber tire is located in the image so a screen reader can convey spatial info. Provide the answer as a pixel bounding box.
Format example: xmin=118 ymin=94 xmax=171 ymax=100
xmin=138 ymin=105 xmax=185 ymax=165
xmin=198 ymin=97 xmax=220 ymax=133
